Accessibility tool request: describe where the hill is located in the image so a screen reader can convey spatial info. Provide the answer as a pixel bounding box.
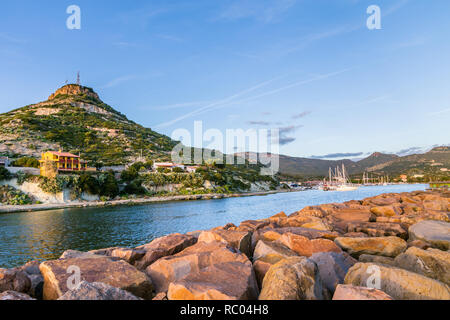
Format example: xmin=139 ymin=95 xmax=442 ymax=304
xmin=0 ymin=84 xmax=177 ymax=166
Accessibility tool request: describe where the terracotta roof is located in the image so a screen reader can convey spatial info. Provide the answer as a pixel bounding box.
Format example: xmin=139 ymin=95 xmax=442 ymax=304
xmin=48 ymin=151 xmax=80 ymax=158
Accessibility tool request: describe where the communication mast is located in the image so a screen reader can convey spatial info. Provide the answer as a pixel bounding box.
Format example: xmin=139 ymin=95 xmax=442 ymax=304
xmin=76 ymin=71 xmax=81 ymax=85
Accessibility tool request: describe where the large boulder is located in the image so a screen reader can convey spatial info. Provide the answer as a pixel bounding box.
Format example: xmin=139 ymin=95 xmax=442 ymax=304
xmin=346 ymin=222 xmax=407 ymax=239
xmin=167 ymin=261 xmax=259 ymax=300
xmin=253 ymin=255 xmax=286 ymax=290
xmin=309 ymin=252 xmax=357 ymax=293
xmin=278 ymin=233 xmax=342 ymax=257
xmin=0 ymin=291 xmax=36 ymax=300
xmin=198 ymin=229 xmax=252 ymax=257
xmin=0 ymin=268 xmax=31 ymax=294
xmin=134 ymin=233 xmax=197 ymax=270
xmin=89 ymin=247 xmax=146 ymax=265
xmin=146 ymin=241 xmax=250 ymax=293
xmin=409 ymin=220 xmax=450 ymax=250
xmin=334 ymin=236 xmax=407 ymax=258
xmin=370 ymin=206 xmax=399 ymax=217
xmin=58 ymin=281 xmax=142 ymax=300
xmin=344 ymin=262 xmax=450 ymax=300
xmin=332 ymin=284 xmax=393 ymax=300
xmin=39 ymin=257 xmax=153 ymax=300
xmin=253 ymin=240 xmax=298 ymax=261
xmin=19 ymin=260 xmax=44 ymax=299
xmin=394 ymin=247 xmax=450 ymax=285
xmin=259 ymin=257 xmax=326 ymax=300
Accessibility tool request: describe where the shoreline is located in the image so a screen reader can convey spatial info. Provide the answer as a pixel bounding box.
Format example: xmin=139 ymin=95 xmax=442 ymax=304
xmin=0 ymin=189 xmax=294 ymax=214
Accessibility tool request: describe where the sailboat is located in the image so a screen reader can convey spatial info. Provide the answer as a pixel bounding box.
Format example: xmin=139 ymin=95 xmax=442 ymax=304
xmin=320 ymin=164 xmax=358 ymax=191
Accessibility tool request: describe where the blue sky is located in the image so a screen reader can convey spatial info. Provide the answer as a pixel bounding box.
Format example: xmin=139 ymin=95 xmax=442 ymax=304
xmin=1 ymin=0 xmax=449 ymax=159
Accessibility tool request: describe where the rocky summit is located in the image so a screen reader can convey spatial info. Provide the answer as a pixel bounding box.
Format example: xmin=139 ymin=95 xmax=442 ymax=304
xmin=0 ymin=188 xmax=449 ymax=300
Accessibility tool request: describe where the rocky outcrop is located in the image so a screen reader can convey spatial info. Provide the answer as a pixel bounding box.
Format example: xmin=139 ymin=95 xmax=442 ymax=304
xmin=409 ymin=220 xmax=450 ymax=250
xmin=259 ymin=257 xmax=326 ymax=300
xmin=48 ymin=84 xmax=100 ymax=101
xmin=310 ymin=252 xmax=357 ymax=293
xmin=278 ymin=233 xmax=342 ymax=257
xmin=39 ymin=257 xmax=153 ymax=300
xmin=58 ymin=281 xmax=142 ymax=300
xmin=0 ymin=267 xmax=31 ymax=294
xmin=332 ymin=284 xmax=393 ymax=300
xmin=0 ymin=291 xmax=36 ymax=300
xmin=146 ymin=241 xmax=250 ymax=293
xmin=394 ymin=247 xmax=450 ymax=285
xmin=198 ymin=229 xmax=252 ymax=257
xmin=334 ymin=236 xmax=407 ymax=258
xmin=345 ymin=263 xmax=450 ymax=300
xmin=168 ymin=262 xmax=259 ymax=300
xmin=134 ymin=233 xmax=197 ymax=270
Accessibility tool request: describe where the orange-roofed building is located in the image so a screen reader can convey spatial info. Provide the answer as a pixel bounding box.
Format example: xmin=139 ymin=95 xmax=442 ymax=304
xmin=39 ymin=150 xmax=95 ymax=176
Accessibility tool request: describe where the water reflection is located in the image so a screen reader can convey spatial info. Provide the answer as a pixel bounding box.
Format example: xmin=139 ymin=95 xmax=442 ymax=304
xmin=0 ymin=184 xmax=427 ymax=268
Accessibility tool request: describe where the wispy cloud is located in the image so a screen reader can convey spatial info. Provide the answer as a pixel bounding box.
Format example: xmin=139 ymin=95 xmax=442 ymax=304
xmin=0 ymin=32 xmax=27 ymax=44
xmin=292 ymin=111 xmax=312 ymax=119
xmin=277 ymin=124 xmax=303 ymax=145
xmin=143 ymin=101 xmax=213 ymax=111
xmin=154 ymin=67 xmax=351 ymax=128
xmin=247 ymin=120 xmax=272 ymax=126
xmin=311 ymin=152 xmax=365 ymax=159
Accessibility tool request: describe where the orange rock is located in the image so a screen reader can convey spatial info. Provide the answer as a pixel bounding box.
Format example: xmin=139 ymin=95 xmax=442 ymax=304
xmin=134 ymin=233 xmax=197 ymax=270
xmin=198 ymin=229 xmax=252 ymax=257
xmin=332 ymin=284 xmax=393 ymax=300
xmin=370 ymin=206 xmax=399 ymax=217
xmin=167 ymin=261 xmax=258 ymax=300
xmin=146 ymin=241 xmax=250 ymax=293
xmin=278 ymin=233 xmax=342 ymax=257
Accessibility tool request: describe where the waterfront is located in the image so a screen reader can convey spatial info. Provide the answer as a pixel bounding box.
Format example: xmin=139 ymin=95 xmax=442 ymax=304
xmin=0 ymin=184 xmax=427 ymax=268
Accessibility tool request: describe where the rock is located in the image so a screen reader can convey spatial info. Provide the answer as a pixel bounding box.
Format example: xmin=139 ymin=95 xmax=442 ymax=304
xmin=238 ymin=220 xmax=270 ymax=232
xmin=409 ymin=220 xmax=450 ymax=250
xmin=334 ymin=236 xmax=407 ymax=258
xmin=359 ymin=254 xmax=396 ymax=266
xmin=168 ymin=261 xmax=259 ymax=300
xmin=394 ymin=247 xmax=450 ymax=285
xmin=370 ymin=206 xmax=398 ymax=217
xmin=271 ymin=211 xmax=287 ymax=218
xmin=152 ymin=292 xmax=168 ymax=300
xmin=60 ymin=250 xmax=113 ymax=260
xmin=343 ymin=232 xmax=368 ymax=238
xmin=407 ymin=239 xmax=431 ymax=250
xmin=89 ymin=247 xmax=146 ymax=265
xmin=309 ymin=252 xmax=357 ymax=293
xmin=332 ymin=284 xmax=393 ymax=300
xmin=0 ymin=268 xmax=31 ymax=293
xmin=57 ymin=281 xmax=142 ymax=300
xmin=198 ymin=229 xmax=252 ymax=257
xmin=146 ymin=241 xmax=250 ymax=293
xmin=344 ymin=262 xmax=450 ymax=300
xmin=251 ymin=227 xmax=339 ymax=251
xmin=346 ymin=222 xmax=407 ymax=239
xmin=278 ymin=233 xmax=342 ymax=257
xmin=134 ymin=233 xmax=197 ymax=270
xmin=0 ymin=291 xmax=36 ymax=300
xmin=19 ymin=260 xmax=44 ymax=299
xmin=253 ymin=240 xmax=298 ymax=261
xmin=253 ymin=257 xmax=283 ymax=290
xmin=259 ymin=257 xmax=326 ymax=300
xmin=301 ymin=220 xmax=332 ymax=231
xmin=39 ymin=257 xmax=153 ymax=300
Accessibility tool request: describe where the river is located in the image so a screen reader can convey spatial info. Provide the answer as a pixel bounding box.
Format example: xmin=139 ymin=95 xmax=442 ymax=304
xmin=0 ymin=184 xmax=427 ymax=268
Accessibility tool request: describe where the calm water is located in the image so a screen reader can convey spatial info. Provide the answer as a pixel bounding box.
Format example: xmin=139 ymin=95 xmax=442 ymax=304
xmin=0 ymin=184 xmax=427 ymax=268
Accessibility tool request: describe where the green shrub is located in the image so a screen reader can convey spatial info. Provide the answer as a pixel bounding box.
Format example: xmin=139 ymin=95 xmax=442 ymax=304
xmin=0 ymin=167 xmax=11 ymax=181
xmin=11 ymin=157 xmax=40 ymax=168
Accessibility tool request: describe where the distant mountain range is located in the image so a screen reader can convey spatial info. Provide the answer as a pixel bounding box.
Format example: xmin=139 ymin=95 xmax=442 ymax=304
xmin=236 ymin=146 xmax=450 ymax=178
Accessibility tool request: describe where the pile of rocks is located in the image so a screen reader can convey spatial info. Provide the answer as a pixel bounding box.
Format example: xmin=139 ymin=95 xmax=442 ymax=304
xmin=1 ymin=189 xmax=449 ymax=300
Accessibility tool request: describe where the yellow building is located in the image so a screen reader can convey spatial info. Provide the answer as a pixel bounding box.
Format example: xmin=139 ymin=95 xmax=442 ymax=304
xmin=39 ymin=150 xmax=93 ymax=177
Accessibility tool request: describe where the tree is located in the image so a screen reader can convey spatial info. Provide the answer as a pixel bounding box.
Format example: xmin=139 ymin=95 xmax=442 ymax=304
xmin=78 ymin=173 xmax=100 ymax=195
xmin=0 ymin=167 xmax=11 ymax=181
xmin=100 ymin=171 xmax=119 ymax=198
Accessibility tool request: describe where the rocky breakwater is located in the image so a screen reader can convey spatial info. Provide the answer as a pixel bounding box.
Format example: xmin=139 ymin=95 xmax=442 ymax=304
xmin=0 ymin=189 xmax=449 ymax=300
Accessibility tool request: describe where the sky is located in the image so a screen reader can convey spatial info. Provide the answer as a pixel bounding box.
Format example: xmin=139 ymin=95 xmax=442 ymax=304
xmin=0 ymin=0 xmax=449 ymax=159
